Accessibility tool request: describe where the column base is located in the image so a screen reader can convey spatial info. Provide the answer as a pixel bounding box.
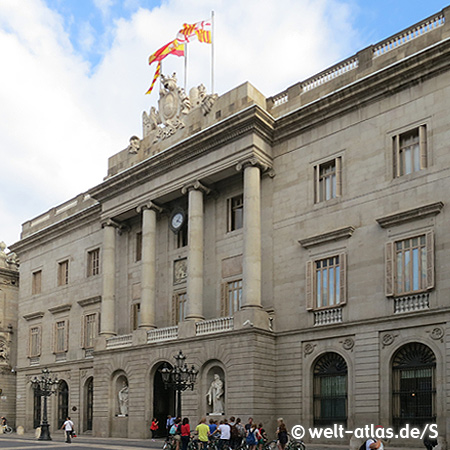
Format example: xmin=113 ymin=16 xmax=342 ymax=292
xmin=133 ymin=329 xmax=149 ymax=346
xmin=234 ymin=308 xmax=271 ymax=331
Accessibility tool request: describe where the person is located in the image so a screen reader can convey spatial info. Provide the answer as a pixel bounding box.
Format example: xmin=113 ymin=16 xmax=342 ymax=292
xmin=245 ymin=418 xmax=260 ymax=450
xmin=171 ymin=417 xmax=182 ymax=450
xmin=365 ymin=438 xmax=382 ymax=449
xmin=235 ymin=418 xmax=246 ymax=444
xmin=167 ymin=415 xmax=175 ymax=437
xmin=1 ymin=417 xmax=7 ymax=426
xmin=195 ymin=417 xmax=210 ymax=450
xmin=423 ymin=431 xmax=438 ymax=450
xmin=206 ymin=374 xmax=224 ymax=414
xmin=257 ymin=423 xmax=267 ymax=450
xmin=181 ymin=417 xmax=191 ymax=450
xmin=276 ymin=419 xmax=288 ymax=450
xmin=61 ymin=416 xmax=74 ymax=444
xmin=214 ymin=419 xmax=231 ymax=450
xmin=151 ymin=418 xmax=159 ymax=440
xmin=229 ymin=416 xmax=239 ymax=449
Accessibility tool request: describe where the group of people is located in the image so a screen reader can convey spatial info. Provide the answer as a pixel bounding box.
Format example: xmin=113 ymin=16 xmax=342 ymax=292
xmin=160 ymin=415 xmax=289 ymax=450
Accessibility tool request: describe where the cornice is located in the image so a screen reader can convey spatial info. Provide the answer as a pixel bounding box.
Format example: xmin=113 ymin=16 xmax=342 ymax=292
xmin=23 ymin=311 xmax=45 ymax=321
xmin=89 ymin=104 xmax=275 ymax=203
xmin=10 ymin=203 xmax=101 ymax=253
xmin=48 ymin=303 xmax=72 ymax=314
xmin=77 ymin=296 xmax=102 ymax=307
xmin=274 ymin=37 xmax=450 ymax=145
xmin=376 ymin=201 xmax=443 ymax=229
xmin=299 ymin=226 xmax=355 ymax=249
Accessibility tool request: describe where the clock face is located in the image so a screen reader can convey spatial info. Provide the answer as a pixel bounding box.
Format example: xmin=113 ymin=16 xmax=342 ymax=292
xmin=170 ymin=210 xmax=185 ymax=232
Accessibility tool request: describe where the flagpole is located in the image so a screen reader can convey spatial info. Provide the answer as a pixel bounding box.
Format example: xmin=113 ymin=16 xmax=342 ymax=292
xmin=211 ymin=10 xmax=215 ymax=94
xmin=184 ymin=42 xmax=188 ymax=91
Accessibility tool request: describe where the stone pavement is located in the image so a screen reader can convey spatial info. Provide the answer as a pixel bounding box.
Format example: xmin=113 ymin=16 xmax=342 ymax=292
xmin=0 ymin=434 xmax=425 ymax=450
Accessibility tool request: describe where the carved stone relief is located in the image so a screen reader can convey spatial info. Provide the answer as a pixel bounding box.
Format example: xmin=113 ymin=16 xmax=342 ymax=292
xmin=429 ymin=327 xmax=444 ymax=342
xmin=303 ymin=343 xmax=316 ymax=357
xmin=341 ymin=337 xmax=355 ymax=351
xmin=381 ymin=333 xmax=397 ymax=348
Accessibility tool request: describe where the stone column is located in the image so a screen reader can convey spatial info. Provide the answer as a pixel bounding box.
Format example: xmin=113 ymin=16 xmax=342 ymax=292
xmin=137 ymin=203 xmax=162 ymax=330
xmin=237 ymin=158 xmax=265 ymax=309
xmin=100 ymin=219 xmax=119 ymax=337
xmin=182 ymin=182 xmax=210 ymax=321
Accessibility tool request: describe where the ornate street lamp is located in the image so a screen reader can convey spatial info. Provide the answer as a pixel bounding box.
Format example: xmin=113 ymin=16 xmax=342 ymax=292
xmin=31 ymin=368 xmax=59 ymax=441
xmin=160 ymin=350 xmax=198 ymax=418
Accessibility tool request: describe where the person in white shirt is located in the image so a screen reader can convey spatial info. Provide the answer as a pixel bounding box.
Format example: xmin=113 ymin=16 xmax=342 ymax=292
xmin=61 ymin=416 xmax=74 ymax=443
xmin=213 ymin=419 xmax=231 ymax=450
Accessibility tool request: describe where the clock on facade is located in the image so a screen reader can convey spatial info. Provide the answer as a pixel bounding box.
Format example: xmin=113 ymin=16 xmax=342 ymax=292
xmin=169 ymin=208 xmax=186 ymax=233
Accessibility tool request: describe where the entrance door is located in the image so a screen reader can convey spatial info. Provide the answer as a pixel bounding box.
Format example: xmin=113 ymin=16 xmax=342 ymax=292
xmin=58 ymin=381 xmax=69 ymax=429
xmin=85 ymin=377 xmax=94 ymax=431
xmin=33 ymin=389 xmax=41 ymax=428
xmin=153 ymin=363 xmax=175 ymax=437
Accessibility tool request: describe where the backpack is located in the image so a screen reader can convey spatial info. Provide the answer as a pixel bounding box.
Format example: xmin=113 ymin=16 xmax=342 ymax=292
xmin=237 ymin=424 xmax=246 ymax=438
xmin=231 ymin=424 xmax=239 ymax=440
xmin=170 ymin=424 xmax=177 ymax=435
xmin=246 ymin=428 xmax=257 ymax=445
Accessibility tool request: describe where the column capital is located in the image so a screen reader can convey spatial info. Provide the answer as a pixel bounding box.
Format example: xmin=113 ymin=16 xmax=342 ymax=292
xmin=236 ymin=157 xmax=274 ymax=176
xmin=136 ymin=201 xmax=164 ymax=214
xmin=181 ymin=180 xmax=211 ymax=195
xmin=101 ymin=218 xmax=121 ymax=229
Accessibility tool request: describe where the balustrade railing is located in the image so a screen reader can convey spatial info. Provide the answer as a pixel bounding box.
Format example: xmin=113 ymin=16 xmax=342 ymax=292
xmin=196 ymin=317 xmax=234 ymax=335
xmin=394 ymin=293 xmax=429 ymax=314
xmin=106 ymin=334 xmax=133 ymax=349
xmin=147 ymin=326 xmax=178 ymax=343
xmin=314 ymin=307 xmax=343 ymax=326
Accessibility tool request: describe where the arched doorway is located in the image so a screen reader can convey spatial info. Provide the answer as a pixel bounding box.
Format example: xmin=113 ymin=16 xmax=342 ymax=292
xmin=313 ymin=352 xmax=348 ymax=427
xmin=85 ymin=377 xmax=94 ymax=432
xmin=33 ymin=388 xmax=41 ymax=429
xmin=153 ymin=362 xmax=175 ymax=437
xmin=57 ymin=380 xmax=69 ymax=429
xmin=392 ymin=342 xmax=436 ymax=428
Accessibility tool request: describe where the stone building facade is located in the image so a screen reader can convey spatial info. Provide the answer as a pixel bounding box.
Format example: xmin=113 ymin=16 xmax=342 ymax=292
xmin=9 ymin=7 xmax=450 ymax=447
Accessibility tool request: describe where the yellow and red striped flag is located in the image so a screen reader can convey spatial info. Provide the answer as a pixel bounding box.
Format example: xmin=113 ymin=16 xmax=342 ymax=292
xmin=148 ymin=39 xmax=185 ymax=66
xmin=177 ymin=20 xmax=212 ymax=44
xmin=145 ymin=61 xmax=161 ymax=95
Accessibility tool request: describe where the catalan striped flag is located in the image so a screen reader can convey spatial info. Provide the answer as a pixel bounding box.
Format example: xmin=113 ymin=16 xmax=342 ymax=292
xmin=177 ymin=20 xmax=212 ymax=44
xmin=148 ymin=39 xmax=185 ymax=66
xmin=145 ymin=61 xmax=161 ymax=95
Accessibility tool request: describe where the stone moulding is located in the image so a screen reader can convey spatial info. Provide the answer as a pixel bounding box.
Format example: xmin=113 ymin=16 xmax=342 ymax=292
xmin=299 ymin=226 xmax=355 ymax=248
xmin=376 ymin=201 xmax=443 ymax=228
xmin=77 ymin=296 xmax=102 ymax=307
xmin=23 ymin=311 xmax=45 ymax=321
xmin=48 ymin=303 xmax=72 ymax=314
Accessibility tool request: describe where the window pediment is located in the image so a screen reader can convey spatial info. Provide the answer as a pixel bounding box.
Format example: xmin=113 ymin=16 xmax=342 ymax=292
xmin=376 ymin=202 xmax=443 ymax=228
xmin=299 ymin=226 xmax=355 ymax=249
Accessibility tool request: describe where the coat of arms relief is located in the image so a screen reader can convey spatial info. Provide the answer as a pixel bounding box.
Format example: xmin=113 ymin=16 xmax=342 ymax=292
xmin=141 ymin=73 xmax=217 ymax=144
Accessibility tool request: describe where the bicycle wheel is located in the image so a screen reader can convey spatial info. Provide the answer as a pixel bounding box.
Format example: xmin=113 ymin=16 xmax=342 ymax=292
xmin=264 ymin=441 xmax=277 ymax=450
xmin=163 ymin=440 xmax=173 ymax=450
xmin=5 ymin=425 xmax=13 ymax=434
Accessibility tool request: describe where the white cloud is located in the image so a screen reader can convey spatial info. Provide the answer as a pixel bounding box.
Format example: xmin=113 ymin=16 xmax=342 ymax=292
xmin=0 ymin=0 xmax=360 ymax=246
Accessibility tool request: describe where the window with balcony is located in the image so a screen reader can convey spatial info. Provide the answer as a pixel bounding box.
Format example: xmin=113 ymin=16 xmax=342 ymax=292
xmin=83 ymin=313 xmax=98 ymax=349
xmin=172 ymin=292 xmax=187 ymax=325
xmin=221 ymin=279 xmax=242 ymax=316
xmin=29 ymin=326 xmax=41 ymax=357
xmin=54 ymin=320 xmax=68 ymax=354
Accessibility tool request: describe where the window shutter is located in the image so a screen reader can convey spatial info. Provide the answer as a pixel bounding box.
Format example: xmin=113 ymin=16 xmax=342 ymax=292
xmin=419 ymin=125 xmax=427 ymax=169
xmin=28 ymin=328 xmax=32 ymax=358
xmin=385 ymin=242 xmax=394 ymax=297
xmin=314 ymin=166 xmax=319 ymax=203
xmin=65 ymin=320 xmax=69 ymax=352
xmin=172 ymin=294 xmax=178 ymax=326
xmin=306 ymin=260 xmax=314 ymax=310
xmin=220 ymin=282 xmax=228 ymax=317
xmin=393 ymin=135 xmax=400 ymax=178
xmin=426 ymin=231 xmax=435 ymax=289
xmin=37 ymin=326 xmax=42 ymax=356
xmin=81 ymin=315 xmax=85 ymax=349
xmin=336 ymin=157 xmax=342 ymax=197
xmin=52 ymin=322 xmax=56 ymax=354
xmin=339 ymin=253 xmax=347 ymax=305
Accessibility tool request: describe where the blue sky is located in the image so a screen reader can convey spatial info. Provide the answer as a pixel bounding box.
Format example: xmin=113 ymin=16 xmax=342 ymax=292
xmin=0 ymin=0 xmax=449 ymax=247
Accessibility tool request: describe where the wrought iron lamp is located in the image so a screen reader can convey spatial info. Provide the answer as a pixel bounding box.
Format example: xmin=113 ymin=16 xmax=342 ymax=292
xmin=160 ymin=350 xmax=198 ymax=418
xmin=31 ymin=368 xmax=59 ymax=441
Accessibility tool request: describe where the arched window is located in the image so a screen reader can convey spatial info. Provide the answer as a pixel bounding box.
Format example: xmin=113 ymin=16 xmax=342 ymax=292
xmin=313 ymin=352 xmax=347 ymax=426
xmin=392 ymin=343 xmax=436 ymax=427
xmin=57 ymin=380 xmax=69 ymax=429
xmin=85 ymin=377 xmax=94 ymax=432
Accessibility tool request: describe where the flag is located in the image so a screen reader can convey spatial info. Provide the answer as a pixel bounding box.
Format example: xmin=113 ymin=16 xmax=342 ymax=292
xmin=145 ymin=61 xmax=161 ymax=95
xmin=177 ymin=20 xmax=212 ymax=44
xmin=148 ymin=39 xmax=185 ymax=65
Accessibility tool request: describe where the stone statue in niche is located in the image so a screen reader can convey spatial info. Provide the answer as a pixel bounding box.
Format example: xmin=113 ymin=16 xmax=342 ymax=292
xmin=206 ymin=373 xmax=224 ymax=414
xmin=118 ymin=382 xmax=129 ymax=416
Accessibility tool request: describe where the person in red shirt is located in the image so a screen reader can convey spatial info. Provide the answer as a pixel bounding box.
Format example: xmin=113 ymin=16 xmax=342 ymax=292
xmin=181 ymin=417 xmax=191 ymax=450
xmin=151 ymin=418 xmax=159 ymax=440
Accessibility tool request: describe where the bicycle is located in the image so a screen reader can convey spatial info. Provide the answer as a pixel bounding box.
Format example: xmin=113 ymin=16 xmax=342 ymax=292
xmin=262 ymin=440 xmax=277 ymax=450
xmin=285 ymin=435 xmax=305 ymax=450
xmin=2 ymin=424 xmax=13 ymax=434
xmin=163 ymin=436 xmax=177 ymax=450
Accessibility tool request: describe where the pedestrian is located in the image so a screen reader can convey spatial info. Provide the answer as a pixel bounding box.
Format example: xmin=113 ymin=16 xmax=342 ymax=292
xmin=167 ymin=415 xmax=174 ymax=437
xmin=181 ymin=417 xmax=191 ymax=450
xmin=214 ymin=419 xmax=231 ymax=450
xmin=245 ymin=418 xmax=260 ymax=450
xmin=229 ymin=416 xmax=239 ymax=449
xmin=257 ymin=423 xmax=267 ymax=450
xmin=276 ymin=419 xmax=288 ymax=450
xmin=195 ymin=417 xmax=210 ymax=450
xmin=235 ymin=418 xmax=246 ymax=444
xmin=61 ymin=416 xmax=74 ymax=444
xmin=151 ymin=417 xmax=159 ymax=440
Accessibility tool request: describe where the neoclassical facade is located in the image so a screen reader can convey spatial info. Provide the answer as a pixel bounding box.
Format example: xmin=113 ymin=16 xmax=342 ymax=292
xmin=9 ymin=7 xmax=450 ymax=447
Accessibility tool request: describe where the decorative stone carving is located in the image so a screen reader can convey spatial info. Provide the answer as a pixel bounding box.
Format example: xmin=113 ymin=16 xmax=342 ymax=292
xmin=430 ymin=327 xmax=444 ymax=341
xmin=0 ymin=340 xmax=8 ymax=364
xmin=174 ymin=258 xmax=187 ymax=284
xmin=382 ymin=333 xmax=396 ymax=348
xmin=127 ymin=136 xmax=140 ymax=154
xmin=341 ymin=337 xmax=355 ymax=351
xmin=142 ymin=73 xmax=217 ymax=142
xmin=118 ymin=381 xmax=129 ymax=416
xmin=304 ymin=343 xmax=316 ymax=356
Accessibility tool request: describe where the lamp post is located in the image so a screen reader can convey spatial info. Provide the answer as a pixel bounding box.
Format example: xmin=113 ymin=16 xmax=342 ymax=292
xmin=31 ymin=368 xmax=59 ymax=441
xmin=160 ymin=350 xmax=198 ymax=418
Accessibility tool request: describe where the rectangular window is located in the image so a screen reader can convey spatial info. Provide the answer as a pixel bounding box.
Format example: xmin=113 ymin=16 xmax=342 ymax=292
xmin=177 ymin=226 xmax=188 ymax=248
xmin=227 ymin=195 xmax=244 ymax=232
xmin=32 ymin=270 xmax=42 ymax=295
xmin=172 ymin=292 xmax=187 ymax=325
xmin=58 ymin=260 xmax=69 ymax=286
xmin=385 ymin=232 xmax=434 ymax=297
xmin=29 ymin=326 xmax=41 ymax=357
xmin=83 ymin=313 xmax=97 ymax=349
xmin=54 ymin=320 xmax=67 ymax=353
xmin=87 ymin=249 xmax=100 ymax=277
xmin=132 ymin=303 xmax=141 ymax=330
xmin=136 ymin=232 xmax=142 ymax=262
xmin=306 ymin=254 xmax=347 ymax=310
xmin=227 ymin=279 xmax=242 ymax=315
xmin=315 ymin=157 xmax=342 ymax=203
xmin=393 ymin=125 xmax=427 ymax=177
